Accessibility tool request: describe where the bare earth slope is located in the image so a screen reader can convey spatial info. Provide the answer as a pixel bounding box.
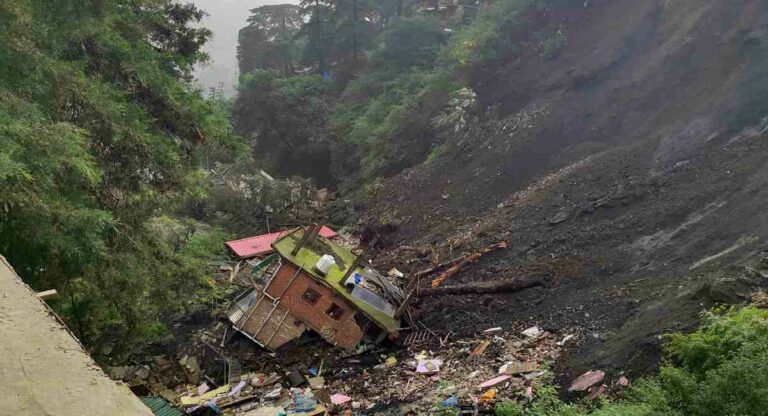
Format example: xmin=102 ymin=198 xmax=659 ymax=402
xmin=0 ymin=256 xmax=153 ymax=416
xmin=365 ymin=0 xmax=768 ymax=377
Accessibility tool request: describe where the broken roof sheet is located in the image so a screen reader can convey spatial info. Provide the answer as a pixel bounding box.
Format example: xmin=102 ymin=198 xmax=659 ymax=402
xmin=226 ymin=226 xmax=338 ymax=259
xmin=272 ymin=230 xmax=400 ymax=333
xmin=139 ymin=397 xmax=184 ymax=416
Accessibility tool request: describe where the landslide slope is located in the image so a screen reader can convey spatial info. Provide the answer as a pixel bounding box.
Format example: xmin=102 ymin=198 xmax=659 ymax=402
xmin=366 ymin=0 xmax=768 ymax=376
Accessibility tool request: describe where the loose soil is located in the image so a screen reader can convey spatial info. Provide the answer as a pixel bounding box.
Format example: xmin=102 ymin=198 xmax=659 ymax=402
xmin=362 ymin=0 xmax=768 ymax=382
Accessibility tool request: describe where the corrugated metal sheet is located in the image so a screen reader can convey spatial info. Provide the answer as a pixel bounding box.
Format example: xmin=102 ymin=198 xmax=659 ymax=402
xmin=225 ymin=226 xmax=338 ymax=259
xmin=140 ymin=397 xmax=184 ymax=416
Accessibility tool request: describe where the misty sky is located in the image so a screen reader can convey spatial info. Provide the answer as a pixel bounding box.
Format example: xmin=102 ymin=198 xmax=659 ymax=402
xmin=192 ymin=0 xmax=298 ymax=97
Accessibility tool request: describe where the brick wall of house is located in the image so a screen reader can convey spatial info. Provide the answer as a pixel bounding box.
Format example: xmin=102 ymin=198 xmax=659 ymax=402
xmin=265 ymin=262 xmax=364 ymax=350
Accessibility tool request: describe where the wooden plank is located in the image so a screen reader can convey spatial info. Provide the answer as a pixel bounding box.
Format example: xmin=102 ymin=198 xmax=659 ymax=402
xmin=37 ymin=289 xmax=58 ymax=301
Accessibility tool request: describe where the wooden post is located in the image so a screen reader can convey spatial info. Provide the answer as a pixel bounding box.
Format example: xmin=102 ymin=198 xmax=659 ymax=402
xmin=341 ymin=237 xmax=378 ymax=285
xmin=292 ymin=223 xmax=319 ymax=256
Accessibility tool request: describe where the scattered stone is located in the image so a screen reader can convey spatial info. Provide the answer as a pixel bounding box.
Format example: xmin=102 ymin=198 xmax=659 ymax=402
xmin=617 ymin=376 xmax=630 ymax=387
xmin=308 ymin=376 xmax=325 ymax=389
xmin=522 ymin=371 xmax=544 ymax=381
xmin=134 ymin=366 xmax=150 ymax=380
xmin=548 ymin=207 xmax=571 ymax=225
xmin=503 ymin=361 xmax=538 ymax=375
xmin=521 ymin=326 xmax=542 ymax=338
xmin=586 ymin=384 xmax=607 ymax=401
xmin=568 ymin=370 xmax=605 ymax=392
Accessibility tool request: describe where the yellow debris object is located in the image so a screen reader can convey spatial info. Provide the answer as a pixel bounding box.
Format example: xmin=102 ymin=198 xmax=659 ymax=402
xmin=180 ymin=384 xmax=231 ymax=406
xmin=481 ymin=388 xmax=497 ymax=401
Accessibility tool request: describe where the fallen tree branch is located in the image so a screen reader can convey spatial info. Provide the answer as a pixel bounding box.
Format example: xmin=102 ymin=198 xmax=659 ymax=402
xmin=430 ymin=241 xmax=508 ymax=288
xmin=417 ymin=275 xmax=543 ymax=297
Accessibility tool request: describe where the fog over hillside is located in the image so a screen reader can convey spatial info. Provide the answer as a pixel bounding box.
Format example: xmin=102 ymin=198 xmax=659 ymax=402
xmin=193 ymin=0 xmax=298 ymax=97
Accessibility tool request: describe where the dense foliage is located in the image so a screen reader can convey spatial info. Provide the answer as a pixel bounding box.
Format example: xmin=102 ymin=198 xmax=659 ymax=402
xmin=233 ymin=0 xmax=572 ymax=188
xmin=0 ymin=0 xmax=241 ymax=353
xmin=492 ymin=306 xmax=768 ymax=416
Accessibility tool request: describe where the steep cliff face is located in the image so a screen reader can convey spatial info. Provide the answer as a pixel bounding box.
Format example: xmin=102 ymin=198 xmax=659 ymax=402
xmin=366 ymin=0 xmax=768 ymax=375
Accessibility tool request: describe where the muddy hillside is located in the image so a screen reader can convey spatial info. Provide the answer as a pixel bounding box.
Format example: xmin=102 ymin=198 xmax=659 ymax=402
xmin=364 ymin=0 xmax=768 ymax=377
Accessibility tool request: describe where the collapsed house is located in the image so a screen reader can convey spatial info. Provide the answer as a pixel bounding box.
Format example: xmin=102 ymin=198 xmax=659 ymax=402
xmin=226 ymin=226 xmax=404 ymax=351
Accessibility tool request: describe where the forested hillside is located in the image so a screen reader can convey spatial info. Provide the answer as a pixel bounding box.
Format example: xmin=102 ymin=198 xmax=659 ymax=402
xmin=232 ymin=0 xmax=572 ymax=189
xmin=0 ymin=0 xmax=244 ymax=352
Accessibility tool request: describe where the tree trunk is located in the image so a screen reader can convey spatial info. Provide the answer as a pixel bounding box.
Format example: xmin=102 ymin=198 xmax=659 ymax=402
xmin=416 ymin=275 xmax=543 ymax=297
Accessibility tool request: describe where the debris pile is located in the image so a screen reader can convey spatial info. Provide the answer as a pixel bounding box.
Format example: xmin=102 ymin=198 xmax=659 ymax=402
xmin=119 ymin=324 xmax=591 ymax=414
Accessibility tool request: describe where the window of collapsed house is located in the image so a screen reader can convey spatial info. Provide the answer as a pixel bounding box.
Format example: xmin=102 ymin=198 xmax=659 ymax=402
xmin=302 ymin=288 xmax=321 ymax=305
xmin=353 ymin=312 xmax=372 ymax=331
xmin=326 ymin=303 xmax=345 ymax=320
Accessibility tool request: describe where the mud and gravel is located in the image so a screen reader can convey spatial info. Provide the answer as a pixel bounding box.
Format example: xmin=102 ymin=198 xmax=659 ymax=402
xmin=361 ymin=0 xmax=768 ymax=381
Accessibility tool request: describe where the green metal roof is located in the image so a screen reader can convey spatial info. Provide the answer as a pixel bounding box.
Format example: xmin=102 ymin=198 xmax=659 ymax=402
xmin=140 ymin=396 xmax=184 ymax=416
xmin=272 ymin=230 xmax=400 ymax=333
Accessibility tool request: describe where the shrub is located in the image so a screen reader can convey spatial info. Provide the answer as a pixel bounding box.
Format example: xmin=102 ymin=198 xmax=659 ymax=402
xmin=448 ymin=0 xmax=537 ymax=67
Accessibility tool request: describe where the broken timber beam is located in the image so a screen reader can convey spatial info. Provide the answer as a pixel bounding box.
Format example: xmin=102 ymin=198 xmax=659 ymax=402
xmin=430 ymin=241 xmax=508 ymax=288
xmin=37 ymin=289 xmax=58 ymax=301
xmin=417 ymin=275 xmax=542 ymax=297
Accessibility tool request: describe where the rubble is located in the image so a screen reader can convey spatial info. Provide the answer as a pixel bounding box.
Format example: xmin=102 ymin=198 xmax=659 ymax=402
xmin=123 ymin=324 xmax=571 ymax=415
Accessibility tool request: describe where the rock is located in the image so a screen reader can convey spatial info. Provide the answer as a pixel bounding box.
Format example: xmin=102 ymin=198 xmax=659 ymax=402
xmin=134 ymin=366 xmax=150 ymax=380
xmin=617 ymin=376 xmax=630 ymax=387
xmin=522 ymin=371 xmax=544 ymax=381
xmin=586 ymin=384 xmax=606 ymax=400
xmin=521 ymin=326 xmax=542 ymax=338
xmin=308 ymin=376 xmax=325 ymax=389
xmin=153 ymin=355 xmax=171 ymax=371
xmin=568 ymin=370 xmax=605 ymax=392
xmin=548 ymin=207 xmax=571 ymax=225
xmin=700 ymin=277 xmax=756 ymax=304
xmin=105 ymin=366 xmax=130 ymax=380
xmin=502 ymin=361 xmax=537 ymax=375
xmin=288 ymin=368 xmax=306 ymax=387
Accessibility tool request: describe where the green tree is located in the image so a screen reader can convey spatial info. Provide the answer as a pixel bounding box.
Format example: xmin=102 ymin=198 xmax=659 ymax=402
xmin=372 ymin=15 xmax=445 ymax=69
xmin=238 ymin=4 xmax=304 ymax=75
xmin=233 ymin=70 xmax=335 ymax=185
xmin=0 ymin=0 xmax=242 ymax=353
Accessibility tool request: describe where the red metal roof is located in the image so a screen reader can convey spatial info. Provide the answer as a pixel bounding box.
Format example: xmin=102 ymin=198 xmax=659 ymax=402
xmin=225 ymin=226 xmax=338 ymax=259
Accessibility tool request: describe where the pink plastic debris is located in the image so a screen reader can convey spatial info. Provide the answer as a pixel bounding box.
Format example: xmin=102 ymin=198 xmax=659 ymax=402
xmin=478 ymin=374 xmax=510 ymax=389
xmin=568 ymin=370 xmax=605 ymax=392
xmin=331 ymin=393 xmax=352 ymax=405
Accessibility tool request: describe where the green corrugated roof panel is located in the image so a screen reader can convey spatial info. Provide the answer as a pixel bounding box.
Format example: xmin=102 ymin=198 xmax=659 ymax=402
xmin=272 ymin=229 xmax=401 ymax=333
xmin=140 ymin=396 xmax=184 ymax=416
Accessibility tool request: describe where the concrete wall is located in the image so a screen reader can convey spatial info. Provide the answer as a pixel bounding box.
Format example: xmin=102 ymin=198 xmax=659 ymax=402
xmin=266 ymin=263 xmax=364 ymax=350
xmin=0 ymin=256 xmax=154 ymax=416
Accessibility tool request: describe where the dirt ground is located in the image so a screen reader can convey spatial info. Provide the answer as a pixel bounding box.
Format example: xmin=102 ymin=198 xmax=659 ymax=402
xmin=361 ymin=0 xmax=768 ymax=382
xmin=0 ymin=256 xmax=153 ymax=416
